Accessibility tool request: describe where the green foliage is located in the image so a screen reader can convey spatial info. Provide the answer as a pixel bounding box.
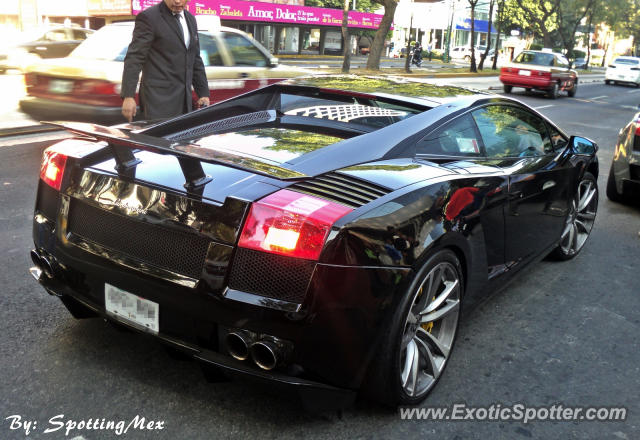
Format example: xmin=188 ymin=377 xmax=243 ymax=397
xmin=529 ymin=43 xmax=544 ymax=50
xmin=304 ymin=0 xmax=376 ymax=12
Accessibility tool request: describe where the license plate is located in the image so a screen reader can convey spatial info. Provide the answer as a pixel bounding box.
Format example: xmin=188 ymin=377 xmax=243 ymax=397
xmin=48 ymin=79 xmax=73 ymax=94
xmin=105 ymin=283 xmax=159 ymax=334
xmin=518 ymin=70 xmax=531 ymax=76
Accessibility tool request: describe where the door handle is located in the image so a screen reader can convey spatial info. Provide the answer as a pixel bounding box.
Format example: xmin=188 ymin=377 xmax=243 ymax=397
xmin=239 ymin=72 xmax=249 ymax=79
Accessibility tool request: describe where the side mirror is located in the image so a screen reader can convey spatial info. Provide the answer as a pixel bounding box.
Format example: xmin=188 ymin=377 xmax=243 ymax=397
xmin=555 ymin=136 xmax=597 ymax=163
xmin=268 ymin=57 xmax=279 ymax=67
xmin=569 ymin=135 xmax=598 ymax=155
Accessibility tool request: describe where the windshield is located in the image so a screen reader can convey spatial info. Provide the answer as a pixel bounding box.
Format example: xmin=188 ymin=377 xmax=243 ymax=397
xmin=513 ymin=51 xmax=555 ymax=66
xmin=70 ymin=25 xmax=133 ymax=61
xmin=614 ymin=58 xmax=640 ymax=65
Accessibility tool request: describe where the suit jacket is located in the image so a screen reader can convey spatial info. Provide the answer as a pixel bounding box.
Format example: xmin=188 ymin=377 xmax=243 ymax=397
xmin=121 ymin=2 xmax=209 ymax=120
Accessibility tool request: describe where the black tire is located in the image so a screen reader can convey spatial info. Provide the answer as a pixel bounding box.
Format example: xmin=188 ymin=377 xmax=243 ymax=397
xmin=568 ymin=80 xmax=577 ymax=97
xmin=525 ymin=88 xmax=532 ymax=93
xmin=605 ymin=79 xmax=610 ymax=85
xmin=503 ymin=84 xmax=513 ymax=93
xmin=606 ymin=163 xmax=629 ymax=203
xmin=362 ymin=249 xmax=463 ymax=406
xmin=551 ymin=172 xmax=598 ymax=260
xmin=547 ymin=82 xmax=559 ymax=99
xmin=464 ymin=55 xmax=470 ymax=62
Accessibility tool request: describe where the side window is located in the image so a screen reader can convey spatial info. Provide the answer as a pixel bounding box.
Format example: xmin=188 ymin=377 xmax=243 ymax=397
xmin=472 ymin=105 xmax=552 ymax=158
xmin=556 ymin=55 xmax=569 ymax=68
xmin=73 ymin=30 xmax=89 ymax=40
xmin=547 ymin=124 xmax=567 ymax=150
xmin=416 ymin=114 xmax=482 ymax=156
xmin=198 ymin=33 xmax=223 ymax=67
xmin=222 ymin=33 xmax=268 ymax=67
xmin=44 ymin=30 xmax=68 ymax=42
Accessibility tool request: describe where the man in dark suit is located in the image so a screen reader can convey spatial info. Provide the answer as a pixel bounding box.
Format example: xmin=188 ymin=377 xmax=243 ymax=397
xmin=121 ymin=0 xmax=210 ymax=122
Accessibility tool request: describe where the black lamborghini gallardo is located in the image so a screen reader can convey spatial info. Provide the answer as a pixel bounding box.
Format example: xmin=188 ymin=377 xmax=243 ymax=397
xmin=30 ymin=76 xmax=599 ymax=409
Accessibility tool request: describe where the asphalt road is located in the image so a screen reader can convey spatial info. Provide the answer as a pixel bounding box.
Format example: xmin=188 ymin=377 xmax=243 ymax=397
xmin=0 ymin=81 xmax=638 ymax=439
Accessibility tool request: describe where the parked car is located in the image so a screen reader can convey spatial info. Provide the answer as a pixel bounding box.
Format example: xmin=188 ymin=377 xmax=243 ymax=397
xmin=20 ymin=22 xmax=307 ymax=124
xmin=607 ymin=112 xmax=640 ymax=203
xmin=30 ymin=75 xmax=598 ymax=409
xmin=573 ymin=57 xmax=588 ymax=69
xmin=0 ymin=26 xmax=93 ymax=73
xmin=500 ymin=50 xmax=578 ymax=99
xmin=449 ymin=45 xmax=493 ymax=62
xmin=605 ymin=56 xmax=640 ymax=87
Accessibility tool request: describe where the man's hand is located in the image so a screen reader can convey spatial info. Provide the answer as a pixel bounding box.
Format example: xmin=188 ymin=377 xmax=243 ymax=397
xmin=121 ymin=97 xmax=137 ymax=122
xmin=197 ymin=96 xmax=210 ymax=109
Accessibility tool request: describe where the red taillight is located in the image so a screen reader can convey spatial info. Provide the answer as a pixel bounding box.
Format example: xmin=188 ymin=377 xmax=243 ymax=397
xmin=24 ymin=72 xmax=38 ymax=88
xmin=238 ymin=189 xmax=353 ymax=261
xmin=40 ymin=148 xmax=67 ymax=190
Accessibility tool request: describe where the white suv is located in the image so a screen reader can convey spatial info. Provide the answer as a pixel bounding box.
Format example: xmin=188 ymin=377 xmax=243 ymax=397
xmin=605 ymin=56 xmax=640 ymax=87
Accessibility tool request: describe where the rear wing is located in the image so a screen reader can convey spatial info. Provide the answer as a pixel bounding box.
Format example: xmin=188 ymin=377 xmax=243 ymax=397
xmin=44 ymin=120 xmax=307 ymax=192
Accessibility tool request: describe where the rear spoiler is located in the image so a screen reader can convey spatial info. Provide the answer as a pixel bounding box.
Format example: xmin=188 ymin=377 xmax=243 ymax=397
xmin=43 ymin=121 xmax=307 ymax=191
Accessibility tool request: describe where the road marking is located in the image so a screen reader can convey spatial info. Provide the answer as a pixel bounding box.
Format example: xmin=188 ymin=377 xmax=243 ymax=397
xmin=621 ymin=105 xmax=639 ymax=110
xmin=571 ymin=98 xmax=592 ymax=103
xmin=629 ymin=89 xmax=640 ymax=93
xmin=591 ymin=95 xmax=608 ymax=100
xmin=534 ymin=105 xmax=555 ymax=110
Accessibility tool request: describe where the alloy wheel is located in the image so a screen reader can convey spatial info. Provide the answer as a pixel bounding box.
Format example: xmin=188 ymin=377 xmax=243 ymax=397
xmin=399 ymin=262 xmax=461 ymax=397
xmin=560 ymin=177 xmax=598 ymax=256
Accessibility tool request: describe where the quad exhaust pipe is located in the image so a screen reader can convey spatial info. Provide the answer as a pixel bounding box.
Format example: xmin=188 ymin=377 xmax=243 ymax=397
xmin=225 ymin=330 xmax=290 ymax=371
xmin=249 ymin=339 xmax=281 ymax=371
xmin=226 ymin=330 xmax=254 ymax=361
xmin=30 ymin=249 xmax=57 ymax=280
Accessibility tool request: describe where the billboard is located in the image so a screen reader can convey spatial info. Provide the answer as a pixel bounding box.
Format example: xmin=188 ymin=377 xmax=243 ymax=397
xmin=132 ymin=0 xmax=385 ymax=30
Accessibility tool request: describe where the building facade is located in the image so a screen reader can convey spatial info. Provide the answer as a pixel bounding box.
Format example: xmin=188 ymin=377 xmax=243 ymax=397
xmin=0 ymin=0 xmax=385 ymax=55
xmin=392 ymin=0 xmax=500 ymax=55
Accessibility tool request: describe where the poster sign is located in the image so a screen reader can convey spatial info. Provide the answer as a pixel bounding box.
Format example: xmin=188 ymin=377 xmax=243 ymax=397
xmin=132 ymin=0 xmax=385 ymax=30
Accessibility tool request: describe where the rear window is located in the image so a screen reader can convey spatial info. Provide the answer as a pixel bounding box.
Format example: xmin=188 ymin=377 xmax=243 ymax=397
xmin=195 ymin=128 xmax=343 ymax=163
xmin=513 ymin=51 xmax=555 ymax=67
xmin=70 ymin=25 xmax=132 ymax=61
xmin=614 ymin=58 xmax=640 ymax=65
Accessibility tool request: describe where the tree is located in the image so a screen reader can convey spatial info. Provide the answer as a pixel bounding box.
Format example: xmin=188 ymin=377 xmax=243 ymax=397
xmin=478 ymin=0 xmax=495 ymax=70
xmin=468 ymin=0 xmax=480 ymax=72
xmin=510 ymin=0 xmax=561 ymax=47
xmin=341 ymin=0 xmax=352 ymax=72
xmin=556 ymin=0 xmax=594 ymax=61
xmin=366 ymin=0 xmax=398 ymax=70
xmin=492 ymin=0 xmax=505 ymax=70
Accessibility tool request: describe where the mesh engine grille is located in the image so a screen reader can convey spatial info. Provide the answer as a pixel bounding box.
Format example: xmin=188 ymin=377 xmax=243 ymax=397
xmin=68 ymin=200 xmax=211 ymax=279
xmin=166 ymin=110 xmax=276 ymax=142
xmin=289 ymin=172 xmax=390 ymax=208
xmin=228 ymin=248 xmax=315 ymax=304
xmin=37 ymin=182 xmax=59 ymax=221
